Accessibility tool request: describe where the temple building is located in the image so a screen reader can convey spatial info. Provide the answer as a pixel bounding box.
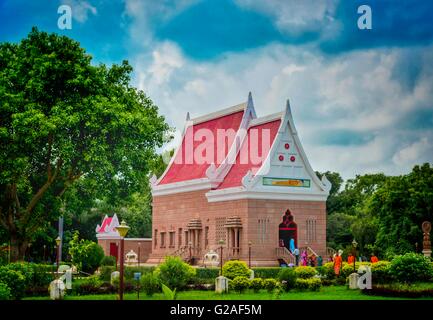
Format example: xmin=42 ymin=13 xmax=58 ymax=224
xmin=147 ymin=93 xmax=331 ymax=266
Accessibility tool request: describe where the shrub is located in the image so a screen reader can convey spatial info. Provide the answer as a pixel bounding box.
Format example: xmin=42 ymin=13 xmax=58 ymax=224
xmin=389 ymin=253 xmax=433 ymax=283
xmin=295 ymin=278 xmax=322 ymax=291
xmin=249 ymin=278 xmax=263 ymax=292
xmin=229 ymin=276 xmax=250 ymax=293
xmin=262 ymin=278 xmax=279 ymax=293
xmin=194 ymin=268 xmax=219 ymax=280
xmin=222 ymin=261 xmax=250 ymax=280
xmin=100 ymin=256 xmax=116 ymax=267
xmin=99 ymin=266 xmax=116 ymax=282
xmin=141 ymin=273 xmax=161 ymax=296
xmin=294 ymin=266 xmax=317 ymax=279
xmin=252 ymin=268 xmax=281 ymax=279
xmin=370 ymin=261 xmax=391 ymax=284
xmin=4 ymin=262 xmax=34 ymax=287
xmin=155 ymin=256 xmax=196 ymax=290
xmin=69 ymin=232 xmax=105 ymax=274
xmin=31 ymin=264 xmax=55 ymax=287
xmin=0 ymin=267 xmax=26 ymax=299
xmin=278 ymin=268 xmax=297 ymax=291
xmin=0 ymin=283 xmax=11 ymax=300
xmin=123 ymin=266 xmax=155 ymax=279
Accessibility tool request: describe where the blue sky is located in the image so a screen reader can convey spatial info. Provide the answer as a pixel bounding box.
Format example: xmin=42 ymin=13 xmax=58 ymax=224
xmin=1 ymin=0 xmax=433 ymax=178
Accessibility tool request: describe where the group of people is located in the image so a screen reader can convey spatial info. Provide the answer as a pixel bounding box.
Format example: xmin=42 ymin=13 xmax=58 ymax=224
xmin=291 ymin=248 xmax=323 ymax=267
xmin=331 ymin=250 xmax=380 ymax=276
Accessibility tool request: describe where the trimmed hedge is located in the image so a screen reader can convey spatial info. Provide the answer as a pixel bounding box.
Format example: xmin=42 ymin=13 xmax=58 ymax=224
xmin=99 ymin=266 xmax=155 ymax=282
xmin=295 ymin=278 xmax=322 ymax=291
xmin=252 ymin=268 xmax=281 ymax=279
xmin=294 ymin=266 xmax=317 ymax=279
xmin=229 ymin=276 xmax=250 ymax=293
xmin=362 ymin=283 xmax=433 ymax=298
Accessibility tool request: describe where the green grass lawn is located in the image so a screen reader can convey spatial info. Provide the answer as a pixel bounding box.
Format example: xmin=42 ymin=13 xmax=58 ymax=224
xmin=23 ymin=285 xmax=433 ymax=300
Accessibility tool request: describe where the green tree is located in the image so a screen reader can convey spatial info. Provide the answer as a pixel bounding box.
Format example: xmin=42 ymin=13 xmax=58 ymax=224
xmin=0 ymin=28 xmax=169 ymax=260
xmin=373 ymin=163 xmax=433 ymax=256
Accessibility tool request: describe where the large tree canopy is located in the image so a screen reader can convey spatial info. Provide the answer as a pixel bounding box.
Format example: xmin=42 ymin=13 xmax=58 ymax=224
xmin=0 ymin=28 xmax=170 ymax=260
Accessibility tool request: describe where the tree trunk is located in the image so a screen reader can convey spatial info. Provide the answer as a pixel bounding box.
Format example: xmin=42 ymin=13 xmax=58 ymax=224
xmin=9 ymin=232 xmax=28 ymax=262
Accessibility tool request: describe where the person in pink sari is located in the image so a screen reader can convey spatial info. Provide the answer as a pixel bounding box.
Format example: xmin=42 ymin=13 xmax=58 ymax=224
xmin=301 ymin=250 xmax=308 ymax=266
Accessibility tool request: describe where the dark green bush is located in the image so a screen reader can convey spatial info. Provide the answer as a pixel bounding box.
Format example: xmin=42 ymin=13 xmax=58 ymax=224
xmin=294 ymin=266 xmax=317 ymax=279
xmin=295 ymin=278 xmax=322 ymax=291
xmin=252 ymin=268 xmax=281 ymax=279
xmin=140 ymin=273 xmax=161 ymax=296
xmin=195 ymin=268 xmax=219 ymax=279
xmin=100 ymin=256 xmax=116 ymax=267
xmin=0 ymin=282 xmax=11 ymax=300
xmin=278 ymin=268 xmax=297 ymax=291
xmin=371 ymin=261 xmax=392 ymax=284
xmin=390 ymin=253 xmax=433 ymax=283
xmin=155 ymin=256 xmax=196 ymax=290
xmin=229 ymin=276 xmax=250 ymax=293
xmin=319 ymin=262 xmax=335 ymax=279
xmin=0 ymin=267 xmax=26 ymax=299
xmin=222 ymin=261 xmax=250 ymax=280
xmin=99 ymin=266 xmax=115 ymax=282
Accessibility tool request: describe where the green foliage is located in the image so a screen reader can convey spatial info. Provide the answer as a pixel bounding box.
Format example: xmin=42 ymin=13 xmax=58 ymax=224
xmin=389 ymin=253 xmax=433 ymax=283
xmin=222 ymin=260 xmax=250 ymax=280
xmin=140 ymin=273 xmax=161 ymax=296
xmin=252 ymin=267 xmax=281 ymax=279
xmin=262 ymin=278 xmax=279 ymax=293
xmin=98 ymin=265 xmax=155 ymax=282
xmin=373 ymin=164 xmax=433 ymax=255
xmin=0 ymin=267 xmax=26 ymax=299
xmin=100 ymin=256 xmax=116 ymax=267
xmin=229 ymin=276 xmax=250 ymax=293
xmin=249 ymin=278 xmax=264 ymax=292
xmin=370 ymin=261 xmax=392 ymax=284
xmin=0 ymin=282 xmax=11 ymax=300
xmin=68 ymin=232 xmax=104 ymax=273
xmin=318 ymin=262 xmax=336 ymax=279
xmin=161 ymin=283 xmax=177 ymax=300
xmin=277 ymin=268 xmax=297 ymax=291
xmin=294 ymin=266 xmax=317 ymax=279
xmin=0 ymin=28 xmax=170 ymax=260
xmin=155 ymin=256 xmax=196 ymax=290
xmin=295 ymin=278 xmax=322 ymax=291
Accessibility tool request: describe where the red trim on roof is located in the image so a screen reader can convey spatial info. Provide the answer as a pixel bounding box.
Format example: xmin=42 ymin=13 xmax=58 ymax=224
xmin=98 ymin=217 xmax=112 ymax=234
xmin=159 ymin=111 xmax=245 ymax=185
xmin=216 ymin=119 xmax=281 ymax=189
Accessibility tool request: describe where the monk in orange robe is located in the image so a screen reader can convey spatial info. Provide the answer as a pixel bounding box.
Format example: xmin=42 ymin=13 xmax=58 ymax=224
xmin=370 ymin=255 xmax=379 ymax=263
xmin=347 ymin=254 xmax=355 ymax=264
xmin=333 ymin=254 xmax=342 ymax=276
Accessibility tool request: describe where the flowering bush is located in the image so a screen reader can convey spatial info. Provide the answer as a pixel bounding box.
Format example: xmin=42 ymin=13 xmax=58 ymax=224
xmin=262 ymin=278 xmax=279 ymax=293
xmin=249 ymin=278 xmax=263 ymax=292
xmin=222 ymin=260 xmax=250 ymax=280
xmin=294 ymin=266 xmax=317 ymax=279
xmin=295 ymin=278 xmax=322 ymax=291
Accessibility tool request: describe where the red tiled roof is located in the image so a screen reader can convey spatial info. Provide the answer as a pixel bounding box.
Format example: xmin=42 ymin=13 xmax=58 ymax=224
xmin=97 ymin=217 xmax=112 ymax=233
xmin=159 ymin=111 xmax=245 ymax=185
xmin=216 ymin=119 xmax=281 ymax=189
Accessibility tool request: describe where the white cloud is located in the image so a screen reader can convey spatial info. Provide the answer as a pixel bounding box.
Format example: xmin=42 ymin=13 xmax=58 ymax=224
xmin=130 ymin=39 xmax=433 ymax=179
xmin=392 ymin=137 xmax=433 ymax=167
xmin=63 ymin=0 xmax=97 ymax=23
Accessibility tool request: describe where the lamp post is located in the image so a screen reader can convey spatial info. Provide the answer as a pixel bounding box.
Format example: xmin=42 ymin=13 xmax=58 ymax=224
xmin=115 ymin=220 xmax=130 ymax=301
xmin=218 ymin=239 xmax=225 ymax=276
xmin=27 ymin=243 xmax=32 ymax=262
xmin=138 ymin=242 xmax=141 ymax=267
xmin=352 ymin=239 xmax=358 ymax=273
xmin=55 ymin=236 xmax=61 ymax=272
xmin=248 ymin=241 xmax=252 ymax=268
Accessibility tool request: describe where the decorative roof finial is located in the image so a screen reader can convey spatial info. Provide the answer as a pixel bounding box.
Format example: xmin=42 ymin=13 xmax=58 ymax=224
xmin=186 ymin=112 xmax=190 ymax=121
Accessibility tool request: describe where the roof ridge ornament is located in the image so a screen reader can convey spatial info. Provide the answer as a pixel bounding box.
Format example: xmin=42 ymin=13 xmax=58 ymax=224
xmin=150 ymin=174 xmax=158 ymax=186
xmin=321 ymin=174 xmax=332 ymax=193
